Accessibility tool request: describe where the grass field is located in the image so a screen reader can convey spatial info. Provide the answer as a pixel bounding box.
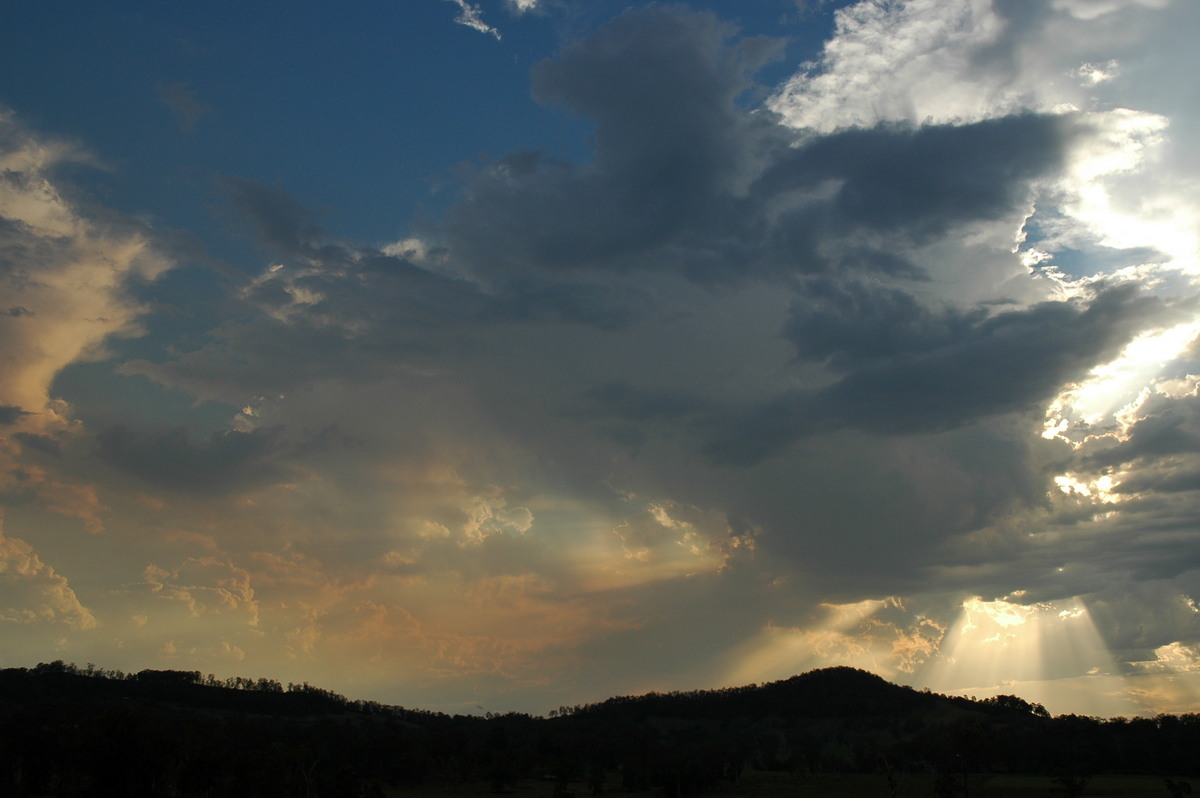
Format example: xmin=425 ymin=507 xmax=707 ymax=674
xmin=388 ymin=770 xmax=1196 ymax=797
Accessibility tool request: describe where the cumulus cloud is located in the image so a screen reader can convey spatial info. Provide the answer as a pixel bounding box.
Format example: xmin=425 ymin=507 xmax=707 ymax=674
xmin=125 ymin=2 xmax=1187 ymax=627
xmin=2 ymin=0 xmax=1197 ymax=716
xmin=144 ymin=556 xmax=259 ymax=624
xmin=768 ymin=0 xmax=1177 ymax=131
xmin=0 ymin=514 xmax=96 ymax=630
xmin=0 ymin=108 xmax=174 ymax=531
xmin=0 ymin=110 xmax=171 ymax=417
xmin=710 ymin=286 xmax=1165 ymax=464
xmin=444 ymin=10 xmax=1082 ymax=288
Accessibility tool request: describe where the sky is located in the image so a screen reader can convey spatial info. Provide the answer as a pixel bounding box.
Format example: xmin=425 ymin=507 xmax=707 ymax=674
xmin=2 ymin=0 xmax=1199 ymax=718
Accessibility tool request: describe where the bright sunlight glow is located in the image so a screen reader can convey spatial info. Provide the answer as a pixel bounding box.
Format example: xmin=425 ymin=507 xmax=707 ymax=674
xmin=920 ymin=596 xmax=1135 ymax=716
xmin=1044 ymin=320 xmax=1200 ymax=442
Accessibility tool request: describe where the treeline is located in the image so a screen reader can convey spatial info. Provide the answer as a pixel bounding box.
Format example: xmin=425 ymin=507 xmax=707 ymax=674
xmin=2 ymin=662 xmax=1199 ymax=797
xmin=5 ymin=659 xmax=415 ymax=718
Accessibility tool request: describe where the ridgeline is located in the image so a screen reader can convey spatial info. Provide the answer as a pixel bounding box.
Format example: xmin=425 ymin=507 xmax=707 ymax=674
xmin=1 ymin=661 xmax=1197 ymax=796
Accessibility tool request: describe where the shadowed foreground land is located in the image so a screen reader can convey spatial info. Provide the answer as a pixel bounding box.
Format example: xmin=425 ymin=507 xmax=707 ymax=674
xmin=394 ymin=772 xmax=1195 ymax=796
xmin=2 ymin=662 xmax=1197 ymax=796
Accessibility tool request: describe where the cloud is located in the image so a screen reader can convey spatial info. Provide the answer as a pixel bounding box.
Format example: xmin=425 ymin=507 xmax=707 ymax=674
xmin=116 ymin=6 xmax=1186 ymax=619
xmin=445 ymin=0 xmax=501 ymax=39
xmin=4 ymin=1 xmax=1195 ymax=715
xmin=219 ymin=176 xmax=331 ymax=257
xmin=1088 ymin=584 xmax=1200 ymax=659
xmin=0 ymin=108 xmax=175 ymax=531
xmin=724 ymin=597 xmax=943 ymax=686
xmin=0 ymin=515 xmax=97 ymax=630
xmin=1086 ymin=391 xmax=1200 ymax=469
xmin=767 ymin=0 xmax=1179 ymax=132
xmin=444 ymin=8 xmax=1081 ymax=288
xmin=812 ymin=287 xmax=1163 ymax=429
xmin=156 ymin=82 xmax=211 ymax=131
xmin=144 ymin=556 xmax=259 ymax=624
xmin=758 ymin=112 xmax=1076 ymax=241
xmin=12 ymin=432 xmax=61 ymax=457
xmin=0 ymin=110 xmax=171 ymax=418
xmin=0 ymin=405 xmax=32 ymax=426
xmin=95 ymin=425 xmax=291 ymax=494
xmin=710 ymin=285 xmax=1165 ymax=464
xmin=784 ymin=277 xmax=986 ymax=369
xmin=445 ymin=7 xmax=790 ymax=281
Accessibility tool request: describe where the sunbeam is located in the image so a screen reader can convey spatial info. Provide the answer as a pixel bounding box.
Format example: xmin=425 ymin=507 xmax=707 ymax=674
xmin=921 ymin=596 xmax=1136 ymax=716
xmin=722 ymin=598 xmax=921 ymax=687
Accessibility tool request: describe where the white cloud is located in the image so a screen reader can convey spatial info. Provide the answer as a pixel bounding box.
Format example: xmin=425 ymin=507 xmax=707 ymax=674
xmin=0 ymin=109 xmax=175 ymax=531
xmin=1052 ymin=0 xmax=1169 ymax=22
xmin=1134 ymin=640 xmax=1200 ymax=672
xmin=769 ymin=0 xmax=1019 ymax=132
xmin=445 ymin=0 xmax=501 ymax=39
xmin=1077 ymin=59 xmax=1120 ymax=86
xmin=0 ymin=110 xmax=172 ymax=418
xmin=768 ymin=0 xmax=1180 ymax=131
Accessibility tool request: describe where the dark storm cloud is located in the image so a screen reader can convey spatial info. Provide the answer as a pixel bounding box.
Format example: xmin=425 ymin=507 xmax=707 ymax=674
xmin=709 ymin=286 xmax=1165 ymax=464
xmin=221 ymin=176 xmax=651 ymax=335
xmin=758 ymin=112 xmax=1072 ymax=241
xmin=926 ymin=399 xmax=1200 ymax=605
xmin=817 ymin=287 xmax=1163 ymax=431
xmin=578 ymin=382 xmax=713 ymax=424
xmin=278 ymin=251 xmax=487 ymax=330
xmin=446 ymin=7 xmax=787 ymax=277
xmin=206 ymin=5 xmax=1083 ymax=363
xmin=1088 ymin=393 xmax=1200 ymax=469
xmin=219 ymin=177 xmax=330 ymax=258
xmin=478 ymin=277 xmax=654 ymax=329
xmin=784 ymin=277 xmax=988 ymax=369
xmin=1088 ymin=581 xmax=1200 ymax=660
xmin=95 ymin=424 xmax=289 ymax=493
xmin=1115 ymin=467 xmax=1200 ymax=497
xmin=444 ymin=6 xmax=1077 ymax=284
xmin=1000 ymin=486 xmax=1200 ymax=605
xmin=12 ymin=432 xmax=60 ymax=457
xmin=0 ymin=405 xmax=32 ymax=425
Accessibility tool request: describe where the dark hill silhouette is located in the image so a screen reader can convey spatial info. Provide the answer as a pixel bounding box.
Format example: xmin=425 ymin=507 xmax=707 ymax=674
xmin=567 ymin=666 xmax=949 ymax=723
xmin=1 ymin=661 xmax=1197 ymax=796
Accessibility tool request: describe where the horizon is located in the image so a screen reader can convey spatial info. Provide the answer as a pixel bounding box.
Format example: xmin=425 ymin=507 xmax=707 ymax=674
xmin=2 ymin=0 xmax=1200 ymax=719
xmin=4 ymin=659 xmax=1058 ymax=719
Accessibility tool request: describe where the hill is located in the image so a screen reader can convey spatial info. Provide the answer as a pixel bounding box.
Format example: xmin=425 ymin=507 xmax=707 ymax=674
xmin=1 ymin=661 xmax=1198 ymax=796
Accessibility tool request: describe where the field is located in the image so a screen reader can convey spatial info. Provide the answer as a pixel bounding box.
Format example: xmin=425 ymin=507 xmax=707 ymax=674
xmin=388 ymin=770 xmax=1196 ymax=797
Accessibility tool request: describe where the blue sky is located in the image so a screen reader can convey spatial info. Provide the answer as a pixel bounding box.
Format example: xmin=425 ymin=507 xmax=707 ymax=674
xmin=3 ymin=0 xmax=1200 ymax=717
xmin=1 ymin=2 xmax=839 ymax=245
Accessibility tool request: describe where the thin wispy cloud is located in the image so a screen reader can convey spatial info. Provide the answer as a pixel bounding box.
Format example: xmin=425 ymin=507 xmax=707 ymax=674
xmin=156 ymin=82 xmax=210 ymax=131
xmin=444 ymin=0 xmax=501 ymax=39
